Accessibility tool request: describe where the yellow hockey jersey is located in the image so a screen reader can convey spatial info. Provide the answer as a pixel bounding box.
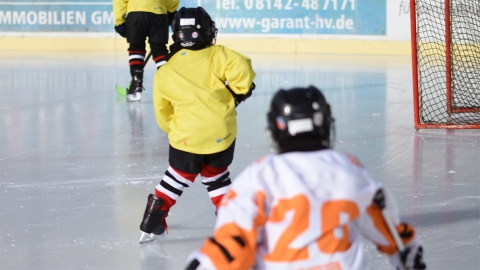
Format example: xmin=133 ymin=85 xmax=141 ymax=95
xmin=152 ymin=45 xmax=256 ymax=154
xmin=113 ymin=0 xmax=179 ymax=26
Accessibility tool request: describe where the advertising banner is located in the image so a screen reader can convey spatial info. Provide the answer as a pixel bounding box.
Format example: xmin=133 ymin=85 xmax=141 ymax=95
xmin=0 ymin=1 xmax=113 ymax=32
xmin=0 ymin=0 xmax=386 ymax=35
xmin=199 ymin=0 xmax=386 ymax=35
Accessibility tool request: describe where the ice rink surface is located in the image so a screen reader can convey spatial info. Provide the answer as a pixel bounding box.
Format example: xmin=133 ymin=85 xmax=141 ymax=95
xmin=0 ymin=50 xmax=479 ymax=270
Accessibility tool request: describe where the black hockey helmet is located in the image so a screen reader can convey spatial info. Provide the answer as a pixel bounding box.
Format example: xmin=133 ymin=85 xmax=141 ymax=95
xmin=171 ymin=7 xmax=217 ymax=48
xmin=267 ymin=86 xmax=334 ymax=153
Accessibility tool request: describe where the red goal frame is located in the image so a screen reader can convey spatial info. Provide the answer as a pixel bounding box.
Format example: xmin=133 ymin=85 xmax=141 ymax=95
xmin=410 ymin=0 xmax=480 ymax=129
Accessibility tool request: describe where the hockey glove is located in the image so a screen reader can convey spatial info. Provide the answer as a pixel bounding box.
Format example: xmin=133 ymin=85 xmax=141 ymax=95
xmin=185 ymin=258 xmax=200 ymax=270
xmin=228 ymin=82 xmax=256 ymax=107
xmin=115 ymin=23 xmax=126 ymax=38
xmin=398 ymin=246 xmax=426 ymax=270
xmin=168 ymin=11 xmax=177 ymax=26
xmin=387 ymin=223 xmax=426 ymax=270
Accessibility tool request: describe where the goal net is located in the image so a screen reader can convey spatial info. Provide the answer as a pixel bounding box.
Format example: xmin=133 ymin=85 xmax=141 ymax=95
xmin=411 ymin=0 xmax=480 ymax=129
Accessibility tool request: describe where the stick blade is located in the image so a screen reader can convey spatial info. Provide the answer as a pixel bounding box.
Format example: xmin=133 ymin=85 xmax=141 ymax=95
xmin=139 ymin=231 xmax=157 ymax=244
xmin=115 ymin=84 xmax=128 ymax=96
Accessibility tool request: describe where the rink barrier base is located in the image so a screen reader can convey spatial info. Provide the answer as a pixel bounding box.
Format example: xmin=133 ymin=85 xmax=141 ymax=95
xmin=0 ymin=36 xmax=411 ymax=55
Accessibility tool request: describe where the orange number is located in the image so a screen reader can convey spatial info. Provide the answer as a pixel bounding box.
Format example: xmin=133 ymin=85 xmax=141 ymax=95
xmin=318 ymin=200 xmax=360 ymax=253
xmin=264 ymin=195 xmax=310 ymax=262
xmin=265 ymin=196 xmax=360 ymax=262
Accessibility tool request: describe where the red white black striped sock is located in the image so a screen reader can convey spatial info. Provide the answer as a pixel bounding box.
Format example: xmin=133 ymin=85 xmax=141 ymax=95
xmin=200 ymin=165 xmax=231 ymax=210
xmin=128 ymin=50 xmax=146 ymax=76
xmin=154 ymin=166 xmax=197 ymax=212
xmin=154 ymin=54 xmax=167 ymax=69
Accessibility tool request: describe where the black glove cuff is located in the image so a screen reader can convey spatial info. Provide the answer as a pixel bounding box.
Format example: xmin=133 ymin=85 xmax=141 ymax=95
xmin=115 ymin=24 xmax=126 ymax=38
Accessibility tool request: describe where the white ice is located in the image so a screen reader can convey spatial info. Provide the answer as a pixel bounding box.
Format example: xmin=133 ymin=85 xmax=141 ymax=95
xmin=0 ymin=51 xmax=479 ymax=269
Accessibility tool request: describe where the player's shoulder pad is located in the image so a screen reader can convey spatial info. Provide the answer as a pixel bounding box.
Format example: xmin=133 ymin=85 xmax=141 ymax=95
xmin=214 ymin=44 xmax=250 ymax=60
xmin=238 ymin=155 xmax=271 ymax=174
xmin=254 ymin=156 xmax=267 ymax=164
xmin=339 ymin=151 xmax=364 ymax=169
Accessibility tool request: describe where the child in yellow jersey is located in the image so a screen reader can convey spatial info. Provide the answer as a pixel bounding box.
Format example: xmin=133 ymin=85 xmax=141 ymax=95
xmin=138 ymin=7 xmax=256 ymax=244
xmin=112 ymin=0 xmax=179 ymax=101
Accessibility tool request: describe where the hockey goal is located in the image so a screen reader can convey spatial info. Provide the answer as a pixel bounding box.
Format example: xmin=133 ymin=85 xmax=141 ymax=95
xmin=410 ymin=0 xmax=480 ymax=129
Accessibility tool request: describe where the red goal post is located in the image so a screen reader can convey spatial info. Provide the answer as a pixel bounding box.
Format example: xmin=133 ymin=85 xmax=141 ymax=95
xmin=410 ymin=0 xmax=480 ymax=129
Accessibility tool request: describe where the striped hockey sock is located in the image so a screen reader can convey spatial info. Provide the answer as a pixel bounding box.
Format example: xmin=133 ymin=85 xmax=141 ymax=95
xmin=154 ymin=166 xmax=197 ymax=212
xmin=128 ymin=49 xmax=146 ymax=76
xmin=200 ymin=165 xmax=232 ymax=210
xmin=153 ymin=54 xmax=167 ymax=69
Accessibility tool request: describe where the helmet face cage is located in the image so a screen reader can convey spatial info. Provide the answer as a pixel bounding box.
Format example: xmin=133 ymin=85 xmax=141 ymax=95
xmin=172 ymin=7 xmax=217 ymax=47
xmin=267 ymin=86 xmax=334 ymax=152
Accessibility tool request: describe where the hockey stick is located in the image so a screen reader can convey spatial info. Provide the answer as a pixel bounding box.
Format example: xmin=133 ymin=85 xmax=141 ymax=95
xmin=373 ymin=189 xmax=407 ymax=270
xmin=115 ymin=51 xmax=153 ymax=96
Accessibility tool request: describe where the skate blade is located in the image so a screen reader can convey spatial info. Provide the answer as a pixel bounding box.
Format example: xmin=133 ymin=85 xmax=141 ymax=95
xmin=139 ymin=231 xmax=157 ymax=244
xmin=115 ymin=84 xmax=128 ymax=96
xmin=127 ymin=93 xmax=141 ymax=102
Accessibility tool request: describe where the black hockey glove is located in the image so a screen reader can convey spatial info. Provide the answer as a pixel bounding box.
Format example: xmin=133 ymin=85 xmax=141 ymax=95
xmin=185 ymin=258 xmax=200 ymax=269
xmin=168 ymin=11 xmax=177 ymax=26
xmin=228 ymin=82 xmax=255 ymax=107
xmin=398 ymin=246 xmax=426 ymax=270
xmin=115 ymin=23 xmax=126 ymax=38
xmin=395 ymin=223 xmax=426 ymax=270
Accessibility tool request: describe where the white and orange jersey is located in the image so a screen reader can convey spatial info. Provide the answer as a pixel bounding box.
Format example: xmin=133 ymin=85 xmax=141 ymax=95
xmin=188 ymin=149 xmax=420 ymax=270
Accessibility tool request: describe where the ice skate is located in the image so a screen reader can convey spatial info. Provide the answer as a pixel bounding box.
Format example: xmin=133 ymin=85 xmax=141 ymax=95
xmin=127 ymin=91 xmax=142 ymax=102
xmin=139 ymin=194 xmax=168 ymax=244
xmin=127 ymin=70 xmax=143 ymax=102
xmin=139 ymin=232 xmax=158 ymax=244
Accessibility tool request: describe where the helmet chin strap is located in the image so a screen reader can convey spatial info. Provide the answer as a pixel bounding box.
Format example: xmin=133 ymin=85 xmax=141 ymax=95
xmin=265 ymin=129 xmax=281 ymax=154
xmin=212 ymin=28 xmax=218 ymax=45
xmin=328 ymin=118 xmax=336 ymax=149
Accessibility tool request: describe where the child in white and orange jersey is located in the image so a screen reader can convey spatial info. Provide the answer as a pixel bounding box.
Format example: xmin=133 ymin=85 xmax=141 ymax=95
xmin=185 ymin=86 xmax=426 ymax=270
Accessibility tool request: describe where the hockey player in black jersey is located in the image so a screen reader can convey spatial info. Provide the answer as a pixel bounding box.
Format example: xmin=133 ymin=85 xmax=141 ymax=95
xmin=113 ymin=0 xmax=179 ymax=101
